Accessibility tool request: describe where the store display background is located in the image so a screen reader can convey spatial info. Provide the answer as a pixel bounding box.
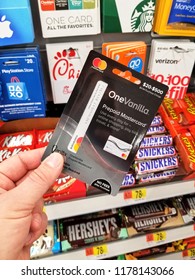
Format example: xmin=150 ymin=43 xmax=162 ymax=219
xmin=29 ymin=0 xmax=153 ymax=114
xmin=2 ymin=0 xmax=195 ymax=260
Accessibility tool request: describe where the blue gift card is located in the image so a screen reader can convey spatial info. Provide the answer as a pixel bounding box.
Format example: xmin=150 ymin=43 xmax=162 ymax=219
xmin=0 ymin=0 xmax=34 ymax=46
xmin=168 ymin=0 xmax=195 ymax=25
xmin=0 ymin=47 xmax=46 ymax=121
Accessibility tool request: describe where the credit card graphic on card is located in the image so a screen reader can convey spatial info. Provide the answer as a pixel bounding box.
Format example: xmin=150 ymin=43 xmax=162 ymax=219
xmin=103 ymin=135 xmax=132 ymax=159
xmin=68 ymin=80 xmax=108 ymax=153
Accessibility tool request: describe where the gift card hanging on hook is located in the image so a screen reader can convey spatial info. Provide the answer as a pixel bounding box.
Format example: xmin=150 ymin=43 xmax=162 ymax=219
xmin=147 ymin=39 xmax=195 ymax=99
xmin=0 ymin=0 xmax=34 ymax=46
xmin=46 ymin=41 xmax=93 ymax=104
xmin=0 ymin=47 xmax=46 ymax=121
xmin=37 ymin=0 xmax=101 ymax=38
xmin=43 ymin=50 xmax=168 ymax=196
xmin=102 ymin=41 xmax=147 ymax=74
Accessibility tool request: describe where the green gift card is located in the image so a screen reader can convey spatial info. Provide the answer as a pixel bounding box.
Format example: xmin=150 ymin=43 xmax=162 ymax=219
xmin=101 ymin=0 xmax=156 ymax=33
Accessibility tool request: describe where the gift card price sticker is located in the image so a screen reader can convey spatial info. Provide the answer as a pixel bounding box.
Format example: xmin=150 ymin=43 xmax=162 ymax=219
xmin=146 ymin=231 xmax=167 ymax=243
xmin=124 ymin=188 xmax=147 ymax=200
xmin=86 ymin=245 xmax=108 ymax=257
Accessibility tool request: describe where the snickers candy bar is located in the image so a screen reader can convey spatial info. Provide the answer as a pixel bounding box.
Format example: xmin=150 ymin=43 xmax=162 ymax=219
xmin=150 ymin=114 xmax=163 ymax=127
xmin=121 ymin=173 xmax=135 ymax=187
xmin=146 ymin=125 xmax=166 ymax=136
xmin=138 ymin=169 xmax=176 ymax=183
xmin=135 ymin=156 xmax=179 ymax=175
xmin=135 ymin=146 xmax=177 ymax=161
xmin=140 ymin=135 xmax=173 ymax=148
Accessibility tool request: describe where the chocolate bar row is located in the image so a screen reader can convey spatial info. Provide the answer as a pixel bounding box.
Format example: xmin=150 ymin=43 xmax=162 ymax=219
xmin=30 ymin=193 xmax=195 ymax=259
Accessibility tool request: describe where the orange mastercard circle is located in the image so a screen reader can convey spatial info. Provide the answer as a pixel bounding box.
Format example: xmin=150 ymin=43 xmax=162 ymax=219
xmin=73 ymin=143 xmax=80 ymax=152
xmin=99 ymin=60 xmax=107 ymax=70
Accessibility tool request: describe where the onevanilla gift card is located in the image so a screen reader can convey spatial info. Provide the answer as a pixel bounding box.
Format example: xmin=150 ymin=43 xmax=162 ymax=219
xmin=42 ymin=50 xmax=168 ymax=196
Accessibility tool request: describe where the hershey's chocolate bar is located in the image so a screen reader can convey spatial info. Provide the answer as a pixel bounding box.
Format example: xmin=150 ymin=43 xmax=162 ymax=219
xmin=123 ymin=200 xmax=177 ymax=222
xmin=59 ymin=210 xmax=127 ymax=250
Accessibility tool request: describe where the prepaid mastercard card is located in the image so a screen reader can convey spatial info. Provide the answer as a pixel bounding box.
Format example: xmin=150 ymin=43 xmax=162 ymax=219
xmin=42 ymin=50 xmax=168 ymax=196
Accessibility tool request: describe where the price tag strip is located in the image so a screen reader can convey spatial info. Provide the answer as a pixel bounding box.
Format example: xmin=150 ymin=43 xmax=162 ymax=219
xmin=182 ymin=248 xmax=195 ymax=259
xmin=124 ymin=188 xmax=147 ymax=201
xmin=86 ymin=244 xmax=108 ymax=258
xmin=146 ymin=231 xmax=167 ymax=243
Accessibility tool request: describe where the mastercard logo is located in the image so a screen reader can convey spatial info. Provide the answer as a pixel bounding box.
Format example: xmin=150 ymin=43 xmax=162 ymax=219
xmin=73 ymin=137 xmax=83 ymax=152
xmin=93 ymin=58 xmax=107 ymax=71
xmin=122 ymin=153 xmax=127 ymax=159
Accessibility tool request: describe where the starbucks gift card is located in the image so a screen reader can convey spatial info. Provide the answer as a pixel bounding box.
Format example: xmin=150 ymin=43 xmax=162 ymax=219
xmin=101 ymin=0 xmax=156 ymax=33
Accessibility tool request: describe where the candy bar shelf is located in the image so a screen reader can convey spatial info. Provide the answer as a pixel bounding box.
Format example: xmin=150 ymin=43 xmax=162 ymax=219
xmin=146 ymin=250 xmax=195 ymax=260
xmin=42 ymin=223 xmax=195 ymax=260
xmin=45 ymin=179 xmax=195 ymax=221
xmin=43 ymin=179 xmax=195 ymax=260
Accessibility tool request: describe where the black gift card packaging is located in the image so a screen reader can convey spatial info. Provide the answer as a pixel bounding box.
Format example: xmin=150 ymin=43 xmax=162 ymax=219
xmin=42 ymin=50 xmax=168 ymax=196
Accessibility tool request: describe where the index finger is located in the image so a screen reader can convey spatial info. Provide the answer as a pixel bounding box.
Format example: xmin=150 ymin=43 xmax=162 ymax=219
xmin=0 ymin=148 xmax=45 ymax=191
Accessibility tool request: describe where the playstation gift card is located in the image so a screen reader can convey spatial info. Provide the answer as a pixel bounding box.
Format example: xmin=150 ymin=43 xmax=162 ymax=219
xmin=0 ymin=47 xmax=46 ymax=121
xmin=0 ymin=0 xmax=34 ymax=47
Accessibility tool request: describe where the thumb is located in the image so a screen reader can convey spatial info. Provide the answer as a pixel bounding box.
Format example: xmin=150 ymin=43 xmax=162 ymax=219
xmin=12 ymin=152 xmax=64 ymax=206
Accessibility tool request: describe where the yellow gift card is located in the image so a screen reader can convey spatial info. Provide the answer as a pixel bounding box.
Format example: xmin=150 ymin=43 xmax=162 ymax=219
xmin=153 ymin=0 xmax=195 ymax=37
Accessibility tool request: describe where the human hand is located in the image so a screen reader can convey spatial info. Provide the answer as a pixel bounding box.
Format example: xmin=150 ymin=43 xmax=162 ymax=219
xmin=0 ymin=148 xmax=64 ymax=260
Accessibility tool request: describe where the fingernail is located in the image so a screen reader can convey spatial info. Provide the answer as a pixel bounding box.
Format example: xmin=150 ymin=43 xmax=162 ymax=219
xmin=44 ymin=152 xmax=64 ymax=168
